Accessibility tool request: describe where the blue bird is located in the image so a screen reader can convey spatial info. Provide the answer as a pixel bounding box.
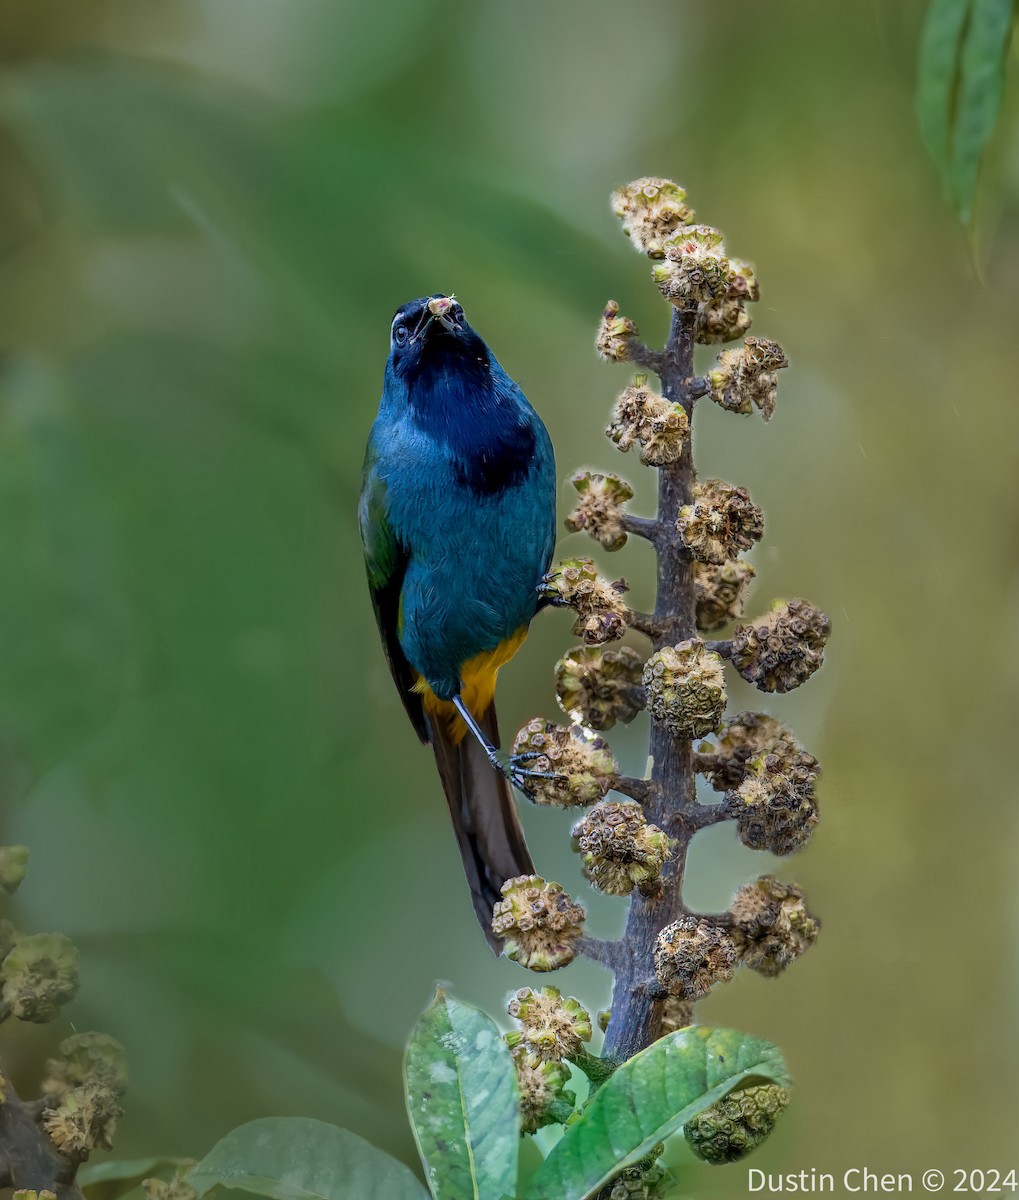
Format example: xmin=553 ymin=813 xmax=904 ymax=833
xmin=359 ymin=294 xmax=557 ymax=946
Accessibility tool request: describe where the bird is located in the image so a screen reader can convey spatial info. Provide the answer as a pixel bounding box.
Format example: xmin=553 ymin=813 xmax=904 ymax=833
xmin=359 ymin=294 xmax=557 ymax=948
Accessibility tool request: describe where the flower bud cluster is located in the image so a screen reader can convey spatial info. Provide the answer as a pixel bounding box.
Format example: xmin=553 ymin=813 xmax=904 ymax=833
xmin=571 ymin=801 xmax=669 ymax=895
xmin=703 ymin=711 xmax=818 ymax=794
xmin=565 ymin=471 xmax=634 ymax=550
xmin=542 ymin=558 xmax=630 ymax=644
xmin=43 ymin=1080 xmax=123 ymax=1158
xmin=2 ymin=931 xmax=79 ymax=1023
xmin=653 ymin=227 xmax=729 ymax=305
xmin=607 ymin=1153 xmax=671 ymax=1200
xmin=642 ymin=640 xmax=726 ymax=738
xmin=143 ymin=1173 xmax=198 ymax=1200
xmin=507 ymin=986 xmax=592 ymax=1062
xmin=730 ymin=599 xmax=831 ymax=692
xmin=606 ymin=378 xmax=689 ymax=466
xmin=512 ymin=719 xmax=618 ymax=806
xmin=708 ymin=336 xmax=789 ymax=421
xmin=733 ymin=756 xmax=819 ymax=856
xmin=506 ymin=1035 xmax=575 ymax=1134
xmin=596 ymin=300 xmax=640 ymax=362
xmin=39 ymin=1031 xmax=129 ymax=1159
xmin=0 ymin=844 xmax=28 ymax=895
xmin=695 ymin=560 xmax=756 ymax=631
xmin=43 ymin=1032 xmax=128 ymax=1097
xmin=694 ymin=297 xmax=752 ymax=345
xmin=611 ymin=177 xmax=695 ymax=257
xmin=730 ymin=875 xmax=820 ymax=976
xmin=677 ymin=479 xmax=764 ymax=565
xmin=491 ymin=875 xmax=585 ymax=972
xmin=653 ymin=916 xmax=738 ymax=999
xmin=554 ymin=644 xmax=644 ymax=731
xmin=684 ymin=1082 xmax=790 ymax=1164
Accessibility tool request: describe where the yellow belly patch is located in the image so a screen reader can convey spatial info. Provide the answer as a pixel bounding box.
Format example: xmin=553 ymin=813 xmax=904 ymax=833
xmin=415 ymin=627 xmax=529 ymax=744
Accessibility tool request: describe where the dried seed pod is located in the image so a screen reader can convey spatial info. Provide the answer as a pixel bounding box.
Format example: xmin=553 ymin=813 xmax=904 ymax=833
xmin=708 ymin=335 xmax=789 ymax=421
xmin=506 ymin=1034 xmax=575 ymax=1133
xmin=642 ymin=640 xmax=726 ymax=738
xmin=730 ymin=598 xmax=831 ymax=692
xmin=43 ymin=1080 xmax=122 ymax=1157
xmin=2 ymin=932 xmax=79 ymax=1023
xmin=142 ymin=1173 xmax=198 ymax=1200
xmin=565 ymin=471 xmax=634 ymax=551
xmin=607 ymin=1153 xmax=671 ymax=1199
xmin=703 ymin=711 xmax=819 ymax=794
xmin=693 ymin=297 xmax=752 ymax=345
xmin=606 ymin=378 xmax=689 ymax=466
xmin=726 ymin=258 xmax=760 ymax=302
xmin=654 ymin=916 xmax=738 ymax=999
xmin=694 ymin=560 xmax=757 ymax=632
xmin=512 ymin=719 xmax=618 ymax=806
xmin=660 ymin=996 xmax=696 ymax=1035
xmin=677 ymin=479 xmax=764 ymax=565
xmin=554 ymin=644 xmax=644 ymax=731
xmin=730 ymin=875 xmax=820 ymax=976
xmin=541 ymin=558 xmax=630 ymax=644
xmin=43 ymin=1032 xmax=128 ymax=1098
xmin=611 ymin=177 xmax=695 ymax=257
xmin=491 ymin=875 xmax=585 ymax=972
xmin=507 ymin=986 xmax=593 ymax=1062
xmin=684 ymin=1082 xmax=790 ymax=1164
xmin=571 ymin=801 xmax=670 ymax=895
xmin=733 ymin=757 xmax=819 ymax=856
xmin=653 ymin=226 xmax=730 ymax=306
xmin=596 ymin=300 xmax=640 ymax=362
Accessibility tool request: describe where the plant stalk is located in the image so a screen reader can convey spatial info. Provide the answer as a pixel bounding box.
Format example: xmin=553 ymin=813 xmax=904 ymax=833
xmin=601 ymin=305 xmax=700 ymax=1065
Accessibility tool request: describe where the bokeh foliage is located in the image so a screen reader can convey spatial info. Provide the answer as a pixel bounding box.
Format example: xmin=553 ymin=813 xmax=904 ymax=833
xmin=0 ymin=1 xmax=1017 ymax=1194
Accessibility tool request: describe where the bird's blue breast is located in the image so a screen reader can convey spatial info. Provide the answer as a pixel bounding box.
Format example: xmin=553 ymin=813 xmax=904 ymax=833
xmin=373 ymin=348 xmax=556 ymax=699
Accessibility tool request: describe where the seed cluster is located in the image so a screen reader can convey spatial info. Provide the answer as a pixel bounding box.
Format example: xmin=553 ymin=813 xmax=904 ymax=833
xmin=542 ymin=557 xmax=630 ymax=644
xmin=684 ymin=1083 xmax=791 ymax=1165
xmin=564 ymin=470 xmax=634 ymax=551
xmin=607 ymin=378 xmax=689 ymax=466
xmin=571 ymin=801 xmax=669 ymax=895
xmin=677 ymin=478 xmax=764 ymax=565
xmin=653 ymin=916 xmax=739 ymax=999
xmin=491 ymin=875 xmax=586 ymax=973
xmin=709 ymin=335 xmax=789 ymax=421
xmin=596 ymin=299 xmax=640 ymax=362
xmin=554 ymin=644 xmax=644 ymax=731
xmin=730 ymin=875 xmax=820 ymax=977
xmin=730 ymin=598 xmax=831 ymax=692
xmin=512 ymin=718 xmax=618 ymax=806
xmin=611 ymin=177 xmax=695 ymax=257
xmin=642 ymin=640 xmax=726 ymax=738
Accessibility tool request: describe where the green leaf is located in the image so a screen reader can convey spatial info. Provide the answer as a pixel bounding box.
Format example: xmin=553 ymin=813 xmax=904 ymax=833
xmin=953 ymin=0 xmax=1015 ymax=221
xmin=404 ymin=989 xmax=520 ymax=1200
xmin=525 ymin=1026 xmax=791 ymax=1200
xmin=916 ymin=0 xmax=972 ymax=179
xmin=186 ymin=1117 xmax=428 ymax=1200
xmin=915 ymin=0 xmax=1016 ymax=222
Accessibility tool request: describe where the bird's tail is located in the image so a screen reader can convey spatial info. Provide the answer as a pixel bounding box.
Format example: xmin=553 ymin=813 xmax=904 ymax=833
xmin=427 ymin=702 xmax=535 ymax=951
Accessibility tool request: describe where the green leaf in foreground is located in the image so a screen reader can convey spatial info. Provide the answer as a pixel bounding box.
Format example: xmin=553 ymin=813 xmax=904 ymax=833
xmin=525 ymin=1026 xmax=791 ymax=1200
xmin=404 ymin=989 xmax=520 ymax=1200
xmin=915 ymin=0 xmax=1016 ymax=222
xmin=186 ymin=1116 xmax=428 ymax=1200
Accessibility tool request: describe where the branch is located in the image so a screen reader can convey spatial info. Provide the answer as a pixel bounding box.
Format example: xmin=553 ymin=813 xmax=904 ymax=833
xmin=667 ymin=801 xmax=733 ymax=834
xmin=576 ymin=935 xmax=624 ymax=970
xmin=0 ymin=1067 xmax=82 ymax=1199
xmin=612 ymin=775 xmax=656 ymax=803
xmin=627 ymin=342 xmax=665 ymax=376
xmin=626 ymin=610 xmax=667 ymax=639
xmin=620 ymin=513 xmax=658 ymax=542
xmin=704 ymin=638 xmax=733 ymax=659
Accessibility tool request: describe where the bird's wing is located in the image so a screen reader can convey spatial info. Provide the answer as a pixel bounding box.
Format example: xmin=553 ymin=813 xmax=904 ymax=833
xmin=358 ymin=440 xmax=428 ymax=743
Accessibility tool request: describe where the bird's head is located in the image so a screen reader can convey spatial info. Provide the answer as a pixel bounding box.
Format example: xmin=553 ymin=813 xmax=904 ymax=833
xmin=387 ymin=294 xmax=488 ymax=380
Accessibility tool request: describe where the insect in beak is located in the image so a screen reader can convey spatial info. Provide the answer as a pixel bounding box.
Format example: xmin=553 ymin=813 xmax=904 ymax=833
xmin=427 ymin=294 xmax=461 ymax=333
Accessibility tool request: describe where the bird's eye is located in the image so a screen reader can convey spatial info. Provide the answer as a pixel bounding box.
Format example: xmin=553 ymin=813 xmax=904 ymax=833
xmin=393 ymin=324 xmax=409 ymax=346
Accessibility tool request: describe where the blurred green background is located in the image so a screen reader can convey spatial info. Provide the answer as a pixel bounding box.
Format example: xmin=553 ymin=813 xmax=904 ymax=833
xmin=1 ymin=0 xmax=1017 ymax=1193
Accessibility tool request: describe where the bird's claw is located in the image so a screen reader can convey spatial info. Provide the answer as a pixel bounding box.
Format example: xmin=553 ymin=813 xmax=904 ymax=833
xmin=490 ymin=750 xmax=563 ymax=795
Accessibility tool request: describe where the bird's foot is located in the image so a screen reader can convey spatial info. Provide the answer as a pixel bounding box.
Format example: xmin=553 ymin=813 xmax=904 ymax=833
xmin=537 ymin=570 xmax=570 ymax=607
xmin=488 ymin=749 xmax=562 ymax=795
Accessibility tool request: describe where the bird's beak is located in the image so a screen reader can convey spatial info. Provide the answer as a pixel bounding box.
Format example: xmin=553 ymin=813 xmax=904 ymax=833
xmin=426 ymin=295 xmax=462 ymax=333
